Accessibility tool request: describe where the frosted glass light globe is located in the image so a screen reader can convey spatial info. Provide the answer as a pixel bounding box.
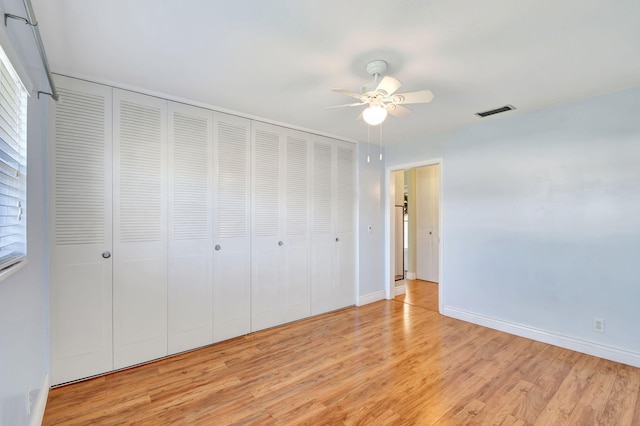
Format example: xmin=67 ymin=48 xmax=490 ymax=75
xmin=362 ymin=105 xmax=388 ymax=126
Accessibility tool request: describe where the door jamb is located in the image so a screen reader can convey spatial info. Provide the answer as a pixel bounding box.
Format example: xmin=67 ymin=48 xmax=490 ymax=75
xmin=385 ymin=158 xmax=444 ymax=313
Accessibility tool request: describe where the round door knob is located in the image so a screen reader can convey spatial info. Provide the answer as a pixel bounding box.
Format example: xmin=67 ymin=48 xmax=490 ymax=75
xmin=278 ymin=241 xmax=284 ymax=246
xmin=335 ymin=237 xmax=340 ymax=242
xmin=102 ymin=251 xmax=111 ymax=259
xmin=429 ymin=231 xmax=432 ymax=235
xmin=215 ymin=245 xmax=221 ymax=251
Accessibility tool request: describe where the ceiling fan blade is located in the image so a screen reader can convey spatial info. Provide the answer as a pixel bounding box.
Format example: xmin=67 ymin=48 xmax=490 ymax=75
xmin=325 ymin=102 xmax=367 ymax=109
xmin=375 ymin=76 xmax=402 ymax=96
xmin=387 ymin=104 xmax=412 ymax=118
xmin=331 ymin=88 xmax=365 ymax=100
xmin=388 ymin=89 xmax=434 ymax=105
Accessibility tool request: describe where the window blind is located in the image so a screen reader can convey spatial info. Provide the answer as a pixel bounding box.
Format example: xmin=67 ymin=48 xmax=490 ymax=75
xmin=0 ymin=44 xmax=28 ymax=272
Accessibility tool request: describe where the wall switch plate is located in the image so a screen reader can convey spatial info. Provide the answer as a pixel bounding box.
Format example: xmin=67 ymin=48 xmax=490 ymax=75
xmin=593 ymin=317 xmax=605 ymax=333
xmin=368 ymin=225 xmax=372 ymax=233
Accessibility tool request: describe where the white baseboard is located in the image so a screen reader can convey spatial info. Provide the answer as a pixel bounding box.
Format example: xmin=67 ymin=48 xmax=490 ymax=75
xmin=357 ymin=291 xmax=386 ymax=306
xmin=406 ymin=272 xmax=416 ymax=280
xmin=394 ymin=284 xmax=406 ymax=295
xmin=442 ymin=306 xmax=640 ymax=369
xmin=30 ymin=372 xmax=49 ymax=426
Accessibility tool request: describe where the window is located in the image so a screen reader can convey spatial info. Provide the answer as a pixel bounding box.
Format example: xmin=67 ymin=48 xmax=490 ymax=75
xmin=0 ymin=43 xmax=28 ymax=272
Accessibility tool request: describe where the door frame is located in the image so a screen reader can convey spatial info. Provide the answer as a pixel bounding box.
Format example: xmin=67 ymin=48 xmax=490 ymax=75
xmin=385 ymin=158 xmax=444 ymax=312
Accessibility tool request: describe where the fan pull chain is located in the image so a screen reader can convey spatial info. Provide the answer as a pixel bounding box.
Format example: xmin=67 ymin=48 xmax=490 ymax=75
xmin=379 ymin=123 xmax=383 ymax=160
xmin=367 ymin=125 xmax=371 ymax=163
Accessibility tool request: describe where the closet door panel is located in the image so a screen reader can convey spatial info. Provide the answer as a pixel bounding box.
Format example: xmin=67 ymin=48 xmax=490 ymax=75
xmin=167 ymin=103 xmax=214 ymax=354
xmin=213 ymin=113 xmax=251 ymax=341
xmin=113 ymin=89 xmax=168 ymax=369
xmin=311 ymin=137 xmax=356 ymax=314
xmin=335 ymin=142 xmax=356 ymax=308
xmin=49 ymin=76 xmax=113 ymax=385
xmin=310 ymin=138 xmax=335 ymax=315
xmin=283 ymin=131 xmax=311 ymax=323
xmin=251 ymin=123 xmax=284 ymax=331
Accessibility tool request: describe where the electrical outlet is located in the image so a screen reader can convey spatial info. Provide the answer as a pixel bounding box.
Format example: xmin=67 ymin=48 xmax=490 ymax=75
xmin=593 ymin=317 xmax=605 ymax=333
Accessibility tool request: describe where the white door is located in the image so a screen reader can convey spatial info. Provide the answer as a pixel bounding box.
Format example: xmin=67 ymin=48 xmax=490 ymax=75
xmin=395 ymin=206 xmax=404 ymax=278
xmin=282 ymin=130 xmax=311 ymax=324
xmin=311 ymin=137 xmax=356 ymax=315
xmin=310 ymin=137 xmax=335 ymax=315
xmin=334 ymin=141 xmax=356 ymax=308
xmin=416 ymin=165 xmax=439 ymax=283
xmin=167 ymin=102 xmax=214 ymax=354
xmin=251 ymin=124 xmax=312 ymax=331
xmin=213 ymin=112 xmax=251 ymax=342
xmin=113 ymin=89 xmax=168 ymax=369
xmin=251 ymin=123 xmax=284 ymax=331
xmin=49 ymin=76 xmax=113 ymax=385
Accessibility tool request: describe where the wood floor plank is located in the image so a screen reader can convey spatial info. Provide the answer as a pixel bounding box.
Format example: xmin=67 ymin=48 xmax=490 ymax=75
xmin=43 ymin=283 xmax=640 ymax=425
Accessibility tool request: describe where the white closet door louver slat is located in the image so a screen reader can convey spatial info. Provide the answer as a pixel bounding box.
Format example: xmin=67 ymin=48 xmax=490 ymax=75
xmin=213 ymin=113 xmax=251 ymax=342
xmin=313 ymin=141 xmax=332 ymax=235
xmin=336 ymin=145 xmax=355 ymax=234
xmin=217 ymin=122 xmax=248 ymax=238
xmin=172 ymin=112 xmax=210 ymax=240
xmin=54 ymin=88 xmax=106 ymax=245
xmin=49 ymin=76 xmax=113 ymax=386
xmin=113 ymin=90 xmax=168 ymax=370
xmin=286 ymin=135 xmax=308 ymax=236
xmin=254 ymin=128 xmax=280 ymax=237
xmin=118 ymin=101 xmax=163 ymax=243
xmin=167 ymin=103 xmax=214 ymax=354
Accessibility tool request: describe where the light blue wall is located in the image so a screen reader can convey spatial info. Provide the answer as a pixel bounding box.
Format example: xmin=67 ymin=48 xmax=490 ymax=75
xmin=387 ymin=86 xmax=640 ymax=356
xmin=0 ymin=94 xmax=49 ymax=425
xmin=386 ymin=130 xmax=452 ymax=168
xmin=357 ymin=142 xmax=385 ymax=299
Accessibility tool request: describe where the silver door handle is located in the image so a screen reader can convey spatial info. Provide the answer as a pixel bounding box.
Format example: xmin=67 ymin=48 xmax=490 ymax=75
xmin=215 ymin=245 xmax=221 ymax=251
xmin=278 ymin=241 xmax=284 ymax=246
xmin=335 ymin=237 xmax=340 ymax=242
xmin=102 ymin=251 xmax=111 ymax=259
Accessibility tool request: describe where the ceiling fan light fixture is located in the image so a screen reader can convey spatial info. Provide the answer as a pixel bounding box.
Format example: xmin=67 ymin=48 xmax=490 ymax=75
xmin=363 ymin=105 xmax=388 ymax=126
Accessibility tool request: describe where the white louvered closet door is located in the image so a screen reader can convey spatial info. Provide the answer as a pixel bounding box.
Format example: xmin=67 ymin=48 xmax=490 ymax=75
xmin=167 ymin=102 xmax=214 ymax=355
xmin=310 ymin=136 xmax=336 ymax=315
xmin=113 ymin=89 xmax=168 ymax=369
xmin=213 ymin=112 xmax=251 ymax=342
xmin=251 ymin=125 xmax=312 ymax=331
xmin=251 ymin=123 xmax=284 ymax=331
xmin=334 ymin=141 xmax=356 ymax=308
xmin=311 ymin=137 xmax=356 ymax=315
xmin=49 ymin=76 xmax=113 ymax=386
xmin=282 ymin=129 xmax=311 ymax=324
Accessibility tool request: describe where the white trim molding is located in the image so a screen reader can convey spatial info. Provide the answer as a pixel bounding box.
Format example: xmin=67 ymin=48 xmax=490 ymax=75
xmin=384 ymin=158 xmax=443 ymax=307
xmin=443 ymin=306 xmax=640 ymax=369
xmin=406 ymin=272 xmax=416 ymax=280
xmin=30 ymin=372 xmax=49 ymax=426
xmin=357 ymin=291 xmax=386 ymax=306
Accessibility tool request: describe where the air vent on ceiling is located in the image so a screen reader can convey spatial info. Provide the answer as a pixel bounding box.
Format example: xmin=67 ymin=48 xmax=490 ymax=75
xmin=475 ymin=105 xmax=516 ymax=118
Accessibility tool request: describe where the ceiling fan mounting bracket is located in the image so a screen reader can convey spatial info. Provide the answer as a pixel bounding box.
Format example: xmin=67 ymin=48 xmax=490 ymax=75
xmin=366 ymin=60 xmax=388 ymax=78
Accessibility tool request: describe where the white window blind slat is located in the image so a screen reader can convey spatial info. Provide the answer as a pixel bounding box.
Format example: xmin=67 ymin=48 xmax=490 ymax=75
xmin=0 ymin=43 xmax=27 ymax=272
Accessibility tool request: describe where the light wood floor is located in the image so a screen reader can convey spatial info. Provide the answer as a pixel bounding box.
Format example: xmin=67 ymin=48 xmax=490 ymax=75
xmin=43 ymin=281 xmax=640 ymax=425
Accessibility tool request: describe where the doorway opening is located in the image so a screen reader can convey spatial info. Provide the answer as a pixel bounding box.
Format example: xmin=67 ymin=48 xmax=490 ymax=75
xmin=386 ymin=159 xmax=443 ymax=312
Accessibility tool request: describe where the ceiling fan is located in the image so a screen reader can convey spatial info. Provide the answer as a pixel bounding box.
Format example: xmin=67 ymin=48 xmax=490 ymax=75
xmin=327 ymin=60 xmax=434 ymax=125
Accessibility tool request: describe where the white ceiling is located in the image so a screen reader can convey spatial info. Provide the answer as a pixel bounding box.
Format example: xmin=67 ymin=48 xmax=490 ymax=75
xmin=19 ymin=0 xmax=640 ymax=145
